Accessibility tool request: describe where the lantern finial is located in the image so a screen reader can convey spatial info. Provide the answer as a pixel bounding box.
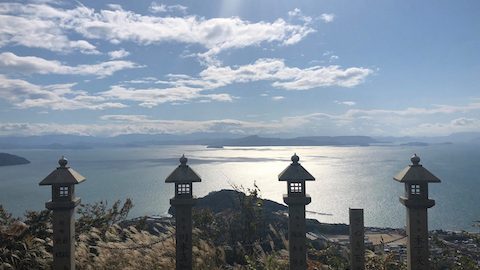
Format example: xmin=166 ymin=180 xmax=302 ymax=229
xmin=180 ymin=154 xmax=188 ymax=165
xmin=58 ymin=156 xmax=68 ymax=167
xmin=291 ymin=153 xmax=299 ymax=164
xmin=410 ymin=154 xmax=420 ymax=165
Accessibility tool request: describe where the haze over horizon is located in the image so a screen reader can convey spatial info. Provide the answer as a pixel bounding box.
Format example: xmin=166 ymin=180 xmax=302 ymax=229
xmin=1 ymin=0 xmax=479 ymax=138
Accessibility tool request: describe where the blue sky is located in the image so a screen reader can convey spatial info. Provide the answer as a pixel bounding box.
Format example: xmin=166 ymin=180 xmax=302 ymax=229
xmin=0 ymin=0 xmax=479 ymax=137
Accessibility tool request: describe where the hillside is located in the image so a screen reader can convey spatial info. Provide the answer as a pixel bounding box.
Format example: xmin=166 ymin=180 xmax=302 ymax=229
xmin=1 ymin=189 xmax=479 ymax=269
xmin=0 ymin=153 xmax=30 ymax=166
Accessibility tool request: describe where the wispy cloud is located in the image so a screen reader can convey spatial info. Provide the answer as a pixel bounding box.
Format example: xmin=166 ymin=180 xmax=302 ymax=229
xmin=0 ymin=3 xmax=99 ymax=54
xmin=404 ymin=118 xmax=480 ymax=136
xmin=335 ymin=101 xmax=356 ymax=106
xmin=0 ymin=75 xmax=127 ymax=110
xmin=194 ymin=58 xmax=372 ymax=90
xmin=288 ymin=8 xmax=312 ymax=23
xmin=108 ymin=49 xmax=130 ymax=60
xmin=99 ymin=85 xmax=234 ymax=108
xmin=2 ymin=99 xmax=480 ymax=136
xmin=149 ymin=2 xmax=188 ymax=14
xmin=91 ymin=58 xmax=372 ymax=107
xmin=0 ymin=3 xmax=314 ymax=62
xmin=319 ymin=13 xmax=335 ymax=23
xmin=0 ymin=52 xmax=140 ymax=77
xmin=323 ymin=51 xmax=339 ymax=62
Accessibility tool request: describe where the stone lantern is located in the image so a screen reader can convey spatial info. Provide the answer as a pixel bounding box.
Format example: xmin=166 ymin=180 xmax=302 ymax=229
xmin=165 ymin=155 xmax=201 ymax=270
xmin=39 ymin=156 xmax=85 ymax=270
xmin=278 ymin=154 xmax=315 ymax=270
xmin=393 ymin=154 xmax=440 ymax=270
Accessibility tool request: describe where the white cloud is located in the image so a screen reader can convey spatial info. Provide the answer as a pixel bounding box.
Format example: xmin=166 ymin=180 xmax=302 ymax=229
xmin=451 ymin=117 xmax=477 ymax=126
xmin=343 ymin=101 xmax=480 ymax=118
xmin=99 ymin=85 xmax=234 ymax=108
xmin=271 ymin=65 xmax=371 ymax=90
xmin=29 ymin=0 xmax=63 ymax=3
xmin=288 ymin=8 xmax=312 ymax=23
xmin=0 ymin=3 xmax=318 ymax=69
xmin=3 ymin=99 xmax=480 ymax=136
xmin=335 ymin=101 xmax=356 ymax=106
xmin=404 ymin=118 xmax=480 ymax=136
xmin=272 ymin=96 xmax=285 ymax=101
xmin=288 ymin=8 xmax=301 ymax=17
xmin=149 ymin=3 xmax=166 ymax=13
xmin=0 ymin=74 xmax=234 ymax=110
xmin=93 ymin=114 xmax=325 ymax=136
xmin=100 ymin=114 xmax=150 ymax=122
xmin=108 ymin=49 xmax=130 ymax=59
xmin=196 ymin=58 xmax=372 ymax=90
xmin=319 ymin=13 xmax=335 ymax=23
xmin=0 ymin=75 xmax=127 ymax=110
xmin=122 ymin=77 xmax=159 ymax=84
xmin=0 ymin=3 xmax=314 ymax=60
xmin=106 ymin=4 xmax=123 ymax=11
xmin=0 ymin=3 xmax=99 ymax=54
xmin=0 ymin=52 xmax=140 ymax=77
xmin=149 ymin=3 xmax=188 ymax=14
xmin=0 ymin=115 xmax=305 ymax=136
xmin=323 ymin=51 xmax=339 ymax=62
xmin=0 ymin=53 xmax=371 ymax=109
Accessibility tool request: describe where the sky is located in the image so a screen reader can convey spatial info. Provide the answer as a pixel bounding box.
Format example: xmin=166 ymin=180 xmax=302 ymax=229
xmin=0 ymin=0 xmax=479 ymax=137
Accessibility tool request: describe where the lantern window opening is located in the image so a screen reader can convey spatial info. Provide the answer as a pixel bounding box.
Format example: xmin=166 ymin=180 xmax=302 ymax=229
xmin=290 ymin=182 xmax=303 ymax=193
xmin=177 ymin=183 xmax=191 ymax=195
xmin=410 ymin=184 xmax=421 ymax=195
xmin=59 ymin=186 xmax=69 ymax=197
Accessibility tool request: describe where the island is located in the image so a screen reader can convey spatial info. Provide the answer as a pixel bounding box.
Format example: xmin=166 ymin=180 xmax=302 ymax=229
xmin=206 ymin=145 xmax=224 ymax=148
xmin=0 ymin=152 xmax=30 ymax=166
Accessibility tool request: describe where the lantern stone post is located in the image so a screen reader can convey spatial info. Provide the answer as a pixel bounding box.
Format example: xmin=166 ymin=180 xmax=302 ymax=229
xmin=393 ymin=154 xmax=440 ymax=270
xmin=165 ymin=155 xmax=202 ymax=270
xmin=39 ymin=156 xmax=85 ymax=270
xmin=278 ymin=154 xmax=315 ymax=270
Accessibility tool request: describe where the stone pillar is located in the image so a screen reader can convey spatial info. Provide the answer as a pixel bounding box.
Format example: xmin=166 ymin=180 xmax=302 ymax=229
xmin=349 ymin=208 xmax=365 ymax=270
xmin=39 ymin=156 xmax=85 ymax=270
xmin=48 ymin=203 xmax=78 ymax=269
xmin=393 ymin=154 xmax=440 ymax=270
xmin=284 ymin=196 xmax=311 ymax=269
xmin=170 ymin=198 xmax=195 ymax=269
xmin=165 ymin=155 xmax=202 ymax=270
xmin=405 ymin=207 xmax=430 ymax=269
xmin=278 ymin=154 xmax=315 ymax=270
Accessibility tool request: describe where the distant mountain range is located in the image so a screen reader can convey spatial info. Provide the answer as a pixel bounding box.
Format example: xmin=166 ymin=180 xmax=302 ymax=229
xmin=374 ymin=131 xmax=480 ymax=144
xmin=0 ymin=132 xmax=479 ymax=149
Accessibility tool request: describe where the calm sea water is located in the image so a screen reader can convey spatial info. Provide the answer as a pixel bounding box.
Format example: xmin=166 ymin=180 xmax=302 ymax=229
xmin=0 ymin=144 xmax=479 ymax=231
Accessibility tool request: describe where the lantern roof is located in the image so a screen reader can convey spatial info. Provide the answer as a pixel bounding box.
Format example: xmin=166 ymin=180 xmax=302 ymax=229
xmin=393 ymin=154 xmax=441 ymax=183
xmin=39 ymin=156 xmax=86 ymax=186
xmin=165 ymin=155 xmax=202 ymax=183
xmin=278 ymin=153 xmax=315 ymax=181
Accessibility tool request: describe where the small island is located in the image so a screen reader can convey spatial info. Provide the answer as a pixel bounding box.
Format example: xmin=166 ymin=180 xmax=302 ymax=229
xmin=0 ymin=152 xmax=30 ymax=166
xmin=206 ymin=145 xmax=224 ymax=148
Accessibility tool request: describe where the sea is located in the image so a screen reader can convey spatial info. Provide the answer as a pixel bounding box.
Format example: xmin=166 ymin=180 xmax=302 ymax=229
xmin=0 ymin=144 xmax=479 ymax=231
